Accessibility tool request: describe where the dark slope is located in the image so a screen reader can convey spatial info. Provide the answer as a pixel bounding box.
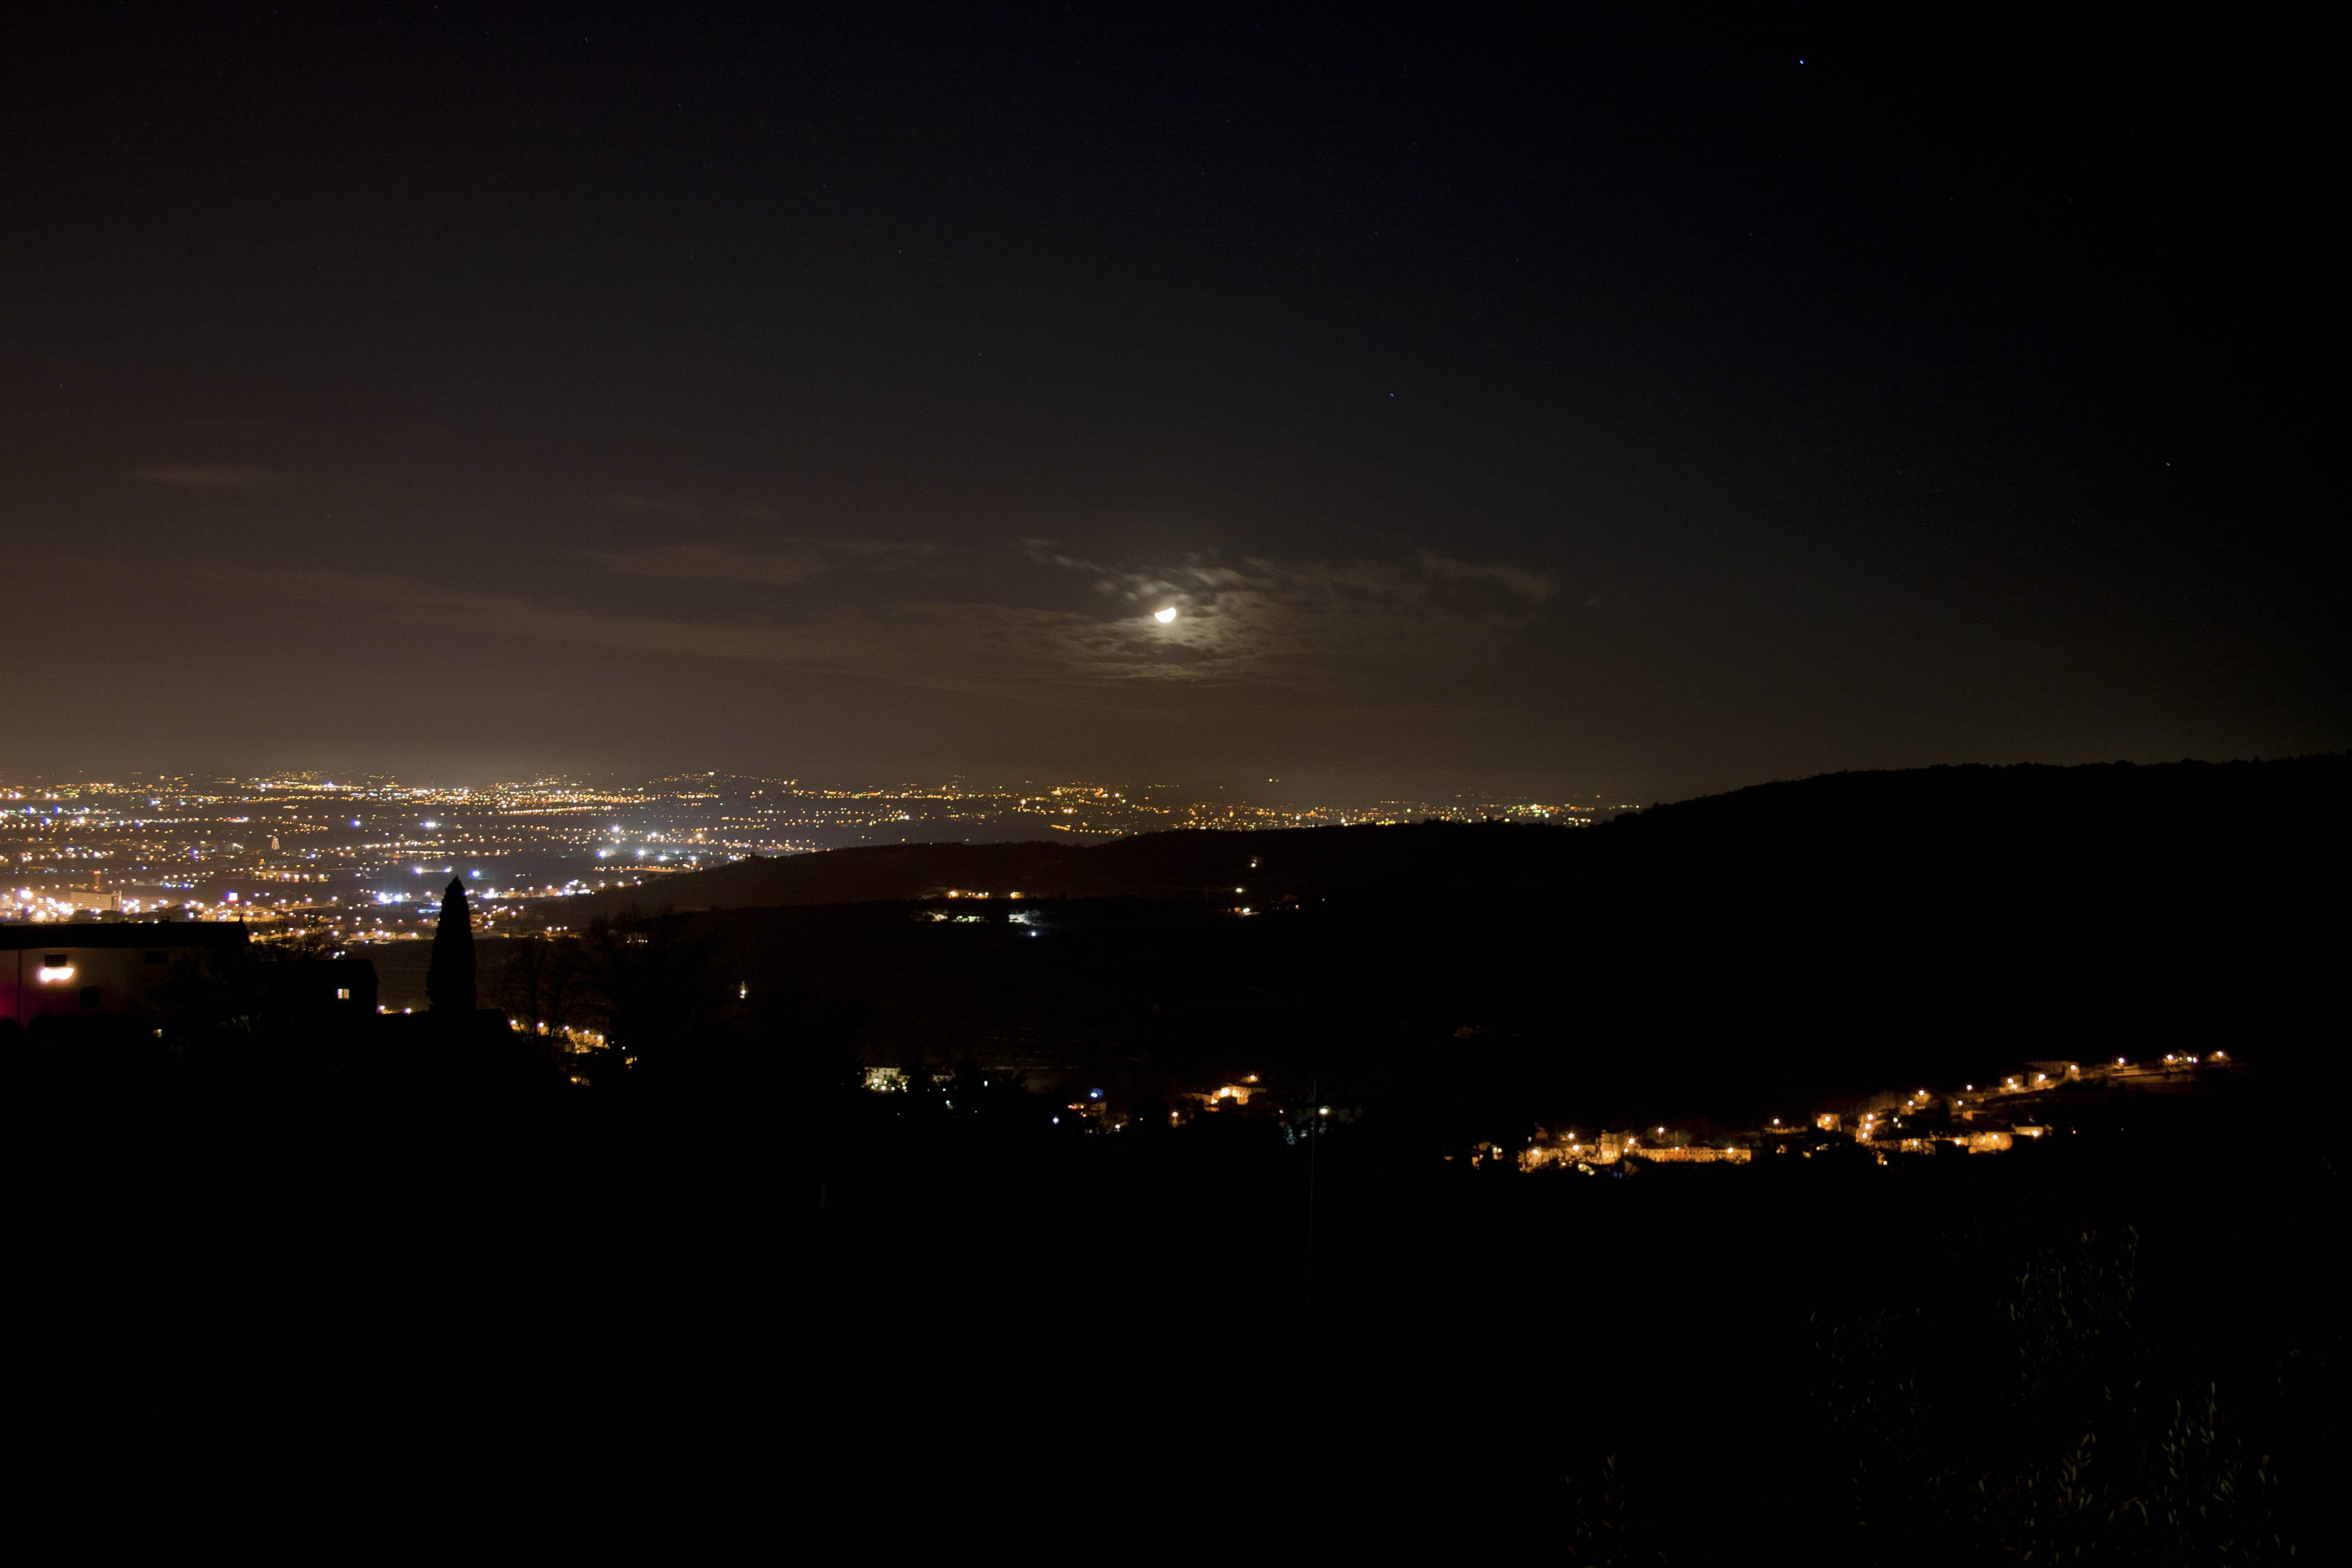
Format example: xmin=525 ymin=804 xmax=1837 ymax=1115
xmin=555 ymin=757 xmax=2344 ymax=1123
xmin=1607 ymin=754 xmax=2347 ymax=858
xmin=558 ymin=755 xmax=2347 ymax=918
xmin=552 ymin=817 xmax=1589 ymax=918
xmin=1561 ymin=755 xmax=2346 ymax=1104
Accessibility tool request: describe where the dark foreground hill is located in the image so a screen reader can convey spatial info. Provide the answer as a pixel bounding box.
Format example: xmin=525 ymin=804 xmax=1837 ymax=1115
xmin=550 ymin=812 xmax=1570 ymax=915
xmin=538 ymin=756 xmax=2345 ymax=1125
xmin=25 ymin=759 xmax=2339 ymax=1555
xmin=558 ymin=754 xmax=2349 ymax=917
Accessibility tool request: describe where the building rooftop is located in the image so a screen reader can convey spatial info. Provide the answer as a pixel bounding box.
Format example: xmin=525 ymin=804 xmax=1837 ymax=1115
xmin=0 ymin=922 xmax=250 ymax=950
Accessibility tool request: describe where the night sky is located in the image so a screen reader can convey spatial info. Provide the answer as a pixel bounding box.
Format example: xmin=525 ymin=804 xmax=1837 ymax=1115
xmin=4 ymin=8 xmax=2337 ymax=800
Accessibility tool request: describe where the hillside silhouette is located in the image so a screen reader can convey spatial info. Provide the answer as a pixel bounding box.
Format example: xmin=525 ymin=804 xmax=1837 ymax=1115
xmin=536 ymin=756 xmax=2345 ymax=1125
xmin=550 ymin=815 xmax=1573 ymax=915
xmin=557 ymin=754 xmax=2346 ymax=916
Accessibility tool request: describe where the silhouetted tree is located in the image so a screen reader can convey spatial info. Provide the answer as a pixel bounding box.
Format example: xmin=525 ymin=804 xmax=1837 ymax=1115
xmin=577 ymin=908 xmax=727 ymax=1085
xmin=739 ymin=986 xmax=871 ymax=1206
xmin=155 ymin=944 xmax=264 ymax=1051
xmin=1792 ymin=1222 xmax=2292 ymax=1560
xmin=256 ymin=924 xmax=339 ymax=962
xmin=427 ymin=877 xmax=477 ymax=1013
xmin=495 ymin=933 xmax=584 ymax=1040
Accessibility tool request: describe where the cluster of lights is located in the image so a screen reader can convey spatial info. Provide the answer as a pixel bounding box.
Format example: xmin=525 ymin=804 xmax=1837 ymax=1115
xmin=2 ymin=886 xmax=192 ymax=921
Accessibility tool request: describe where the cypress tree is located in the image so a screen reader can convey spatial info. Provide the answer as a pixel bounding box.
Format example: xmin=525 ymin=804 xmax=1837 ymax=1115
xmin=427 ymin=877 xmax=477 ymax=1013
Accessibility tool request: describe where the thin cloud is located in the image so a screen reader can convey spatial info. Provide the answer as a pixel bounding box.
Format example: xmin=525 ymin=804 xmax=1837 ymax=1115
xmin=593 ymin=544 xmax=828 ymax=586
xmin=593 ymin=539 xmax=943 ymax=586
xmin=608 ymin=494 xmax=706 ymax=522
xmin=220 ymin=567 xmax=1142 ymax=710
xmin=192 ymin=537 xmax=1560 ymax=714
xmin=1413 ymin=550 xmax=1560 ymax=602
xmin=137 ymin=466 xmax=289 ymax=489
xmin=1025 ymin=546 xmax=1563 ymax=686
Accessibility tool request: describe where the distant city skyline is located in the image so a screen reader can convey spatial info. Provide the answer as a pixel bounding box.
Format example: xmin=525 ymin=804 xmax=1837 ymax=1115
xmin=1 ymin=765 xmax=1637 ymax=927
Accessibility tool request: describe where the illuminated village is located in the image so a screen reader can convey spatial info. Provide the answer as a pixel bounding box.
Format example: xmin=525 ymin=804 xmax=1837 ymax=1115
xmin=1487 ymin=1054 xmax=2236 ymax=1171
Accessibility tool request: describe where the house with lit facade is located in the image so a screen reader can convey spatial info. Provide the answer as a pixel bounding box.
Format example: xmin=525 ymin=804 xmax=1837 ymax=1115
xmin=1 ymin=921 xmax=250 ymax=1030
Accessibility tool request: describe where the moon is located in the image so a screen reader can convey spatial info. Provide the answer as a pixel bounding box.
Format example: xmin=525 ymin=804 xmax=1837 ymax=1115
xmin=1154 ymin=607 xmax=1178 ymax=623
